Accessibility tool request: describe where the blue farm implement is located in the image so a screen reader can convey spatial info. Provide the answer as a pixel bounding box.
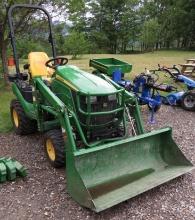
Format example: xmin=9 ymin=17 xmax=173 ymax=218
xmin=150 ymin=65 xmax=195 ymax=111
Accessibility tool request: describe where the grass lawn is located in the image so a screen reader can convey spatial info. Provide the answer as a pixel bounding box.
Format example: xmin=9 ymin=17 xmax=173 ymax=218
xmin=0 ymin=87 xmax=14 ymax=132
xmin=0 ymin=50 xmax=194 ymax=133
xmin=69 ymin=50 xmax=195 ymax=77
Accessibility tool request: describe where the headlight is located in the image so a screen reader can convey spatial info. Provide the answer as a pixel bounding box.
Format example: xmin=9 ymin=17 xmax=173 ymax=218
xmin=108 ymin=94 xmax=117 ymax=101
xmin=86 ymin=96 xmax=97 ymax=104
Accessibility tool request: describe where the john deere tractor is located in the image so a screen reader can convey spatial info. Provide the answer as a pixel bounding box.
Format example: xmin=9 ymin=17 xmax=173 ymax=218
xmin=7 ymin=4 xmax=193 ymax=212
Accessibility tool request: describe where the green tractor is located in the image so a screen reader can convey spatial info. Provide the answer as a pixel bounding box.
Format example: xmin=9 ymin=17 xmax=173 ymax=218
xmin=8 ymin=4 xmax=193 ymax=212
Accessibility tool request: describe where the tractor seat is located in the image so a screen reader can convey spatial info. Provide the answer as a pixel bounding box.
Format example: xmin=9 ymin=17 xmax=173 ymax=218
xmin=28 ymin=52 xmax=54 ymax=79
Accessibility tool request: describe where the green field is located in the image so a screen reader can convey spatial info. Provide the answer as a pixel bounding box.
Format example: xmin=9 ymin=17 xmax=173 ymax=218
xmin=0 ymin=50 xmax=194 ymax=132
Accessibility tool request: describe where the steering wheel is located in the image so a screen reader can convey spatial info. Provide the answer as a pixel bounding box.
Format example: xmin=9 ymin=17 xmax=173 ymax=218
xmin=45 ymin=57 xmax=68 ymax=69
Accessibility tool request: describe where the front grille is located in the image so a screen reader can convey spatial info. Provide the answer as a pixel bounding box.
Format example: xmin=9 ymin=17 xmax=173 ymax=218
xmin=79 ymin=95 xmax=118 ymax=126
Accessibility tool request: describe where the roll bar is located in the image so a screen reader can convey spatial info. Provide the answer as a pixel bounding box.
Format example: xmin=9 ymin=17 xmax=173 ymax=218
xmin=8 ymin=4 xmax=57 ymax=75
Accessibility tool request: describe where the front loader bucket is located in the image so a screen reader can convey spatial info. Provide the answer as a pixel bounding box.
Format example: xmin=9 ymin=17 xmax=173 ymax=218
xmin=66 ymin=127 xmax=193 ymax=212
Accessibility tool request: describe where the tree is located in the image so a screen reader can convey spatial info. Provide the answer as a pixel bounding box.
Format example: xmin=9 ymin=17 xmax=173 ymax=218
xmin=16 ymin=38 xmax=45 ymax=58
xmin=54 ymin=22 xmax=70 ymax=55
xmin=88 ymin=0 xmax=140 ymax=53
xmin=65 ymin=0 xmax=141 ymax=54
xmin=140 ymin=18 xmax=160 ymax=51
xmin=65 ymin=0 xmax=87 ymax=32
xmin=117 ymin=4 xmax=140 ymax=53
xmin=64 ymin=0 xmax=195 ymax=53
xmin=63 ymin=31 xmax=90 ymax=59
xmin=139 ymin=0 xmax=195 ymax=49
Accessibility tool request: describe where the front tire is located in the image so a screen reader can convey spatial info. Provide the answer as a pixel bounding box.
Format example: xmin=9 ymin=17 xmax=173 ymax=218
xmin=44 ymin=129 xmax=65 ymax=168
xmin=181 ymin=91 xmax=195 ymax=111
xmin=10 ymin=99 xmax=37 ymax=135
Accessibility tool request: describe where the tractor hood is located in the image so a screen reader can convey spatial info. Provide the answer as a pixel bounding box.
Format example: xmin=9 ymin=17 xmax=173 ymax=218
xmin=55 ymin=65 xmax=117 ymax=95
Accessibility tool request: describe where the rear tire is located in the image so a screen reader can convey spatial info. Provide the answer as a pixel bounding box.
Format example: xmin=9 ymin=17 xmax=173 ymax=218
xmin=10 ymin=99 xmax=37 ymax=135
xmin=44 ymin=129 xmax=65 ymax=168
xmin=181 ymin=91 xmax=195 ymax=111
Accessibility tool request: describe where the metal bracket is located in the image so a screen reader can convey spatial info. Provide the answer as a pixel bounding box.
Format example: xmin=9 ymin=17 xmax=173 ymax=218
xmin=0 ymin=157 xmax=27 ymax=183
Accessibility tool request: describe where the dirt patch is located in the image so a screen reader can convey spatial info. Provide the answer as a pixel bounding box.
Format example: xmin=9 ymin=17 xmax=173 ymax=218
xmin=0 ymin=105 xmax=194 ymax=220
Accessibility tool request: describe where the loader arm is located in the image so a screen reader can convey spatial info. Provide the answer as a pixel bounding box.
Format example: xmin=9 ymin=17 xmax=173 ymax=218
xmin=32 ymin=77 xmax=78 ymax=152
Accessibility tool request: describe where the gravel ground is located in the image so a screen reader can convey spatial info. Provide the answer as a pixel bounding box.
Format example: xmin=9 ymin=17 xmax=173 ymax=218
xmin=0 ymin=105 xmax=194 ymax=220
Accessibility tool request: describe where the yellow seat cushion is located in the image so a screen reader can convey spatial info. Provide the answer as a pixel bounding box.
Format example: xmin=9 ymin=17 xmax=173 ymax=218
xmin=28 ymin=52 xmax=54 ymax=78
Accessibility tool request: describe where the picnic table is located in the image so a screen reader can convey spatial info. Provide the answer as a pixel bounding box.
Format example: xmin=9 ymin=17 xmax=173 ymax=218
xmin=186 ymin=58 xmax=195 ymax=63
xmin=180 ymin=59 xmax=195 ymax=76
